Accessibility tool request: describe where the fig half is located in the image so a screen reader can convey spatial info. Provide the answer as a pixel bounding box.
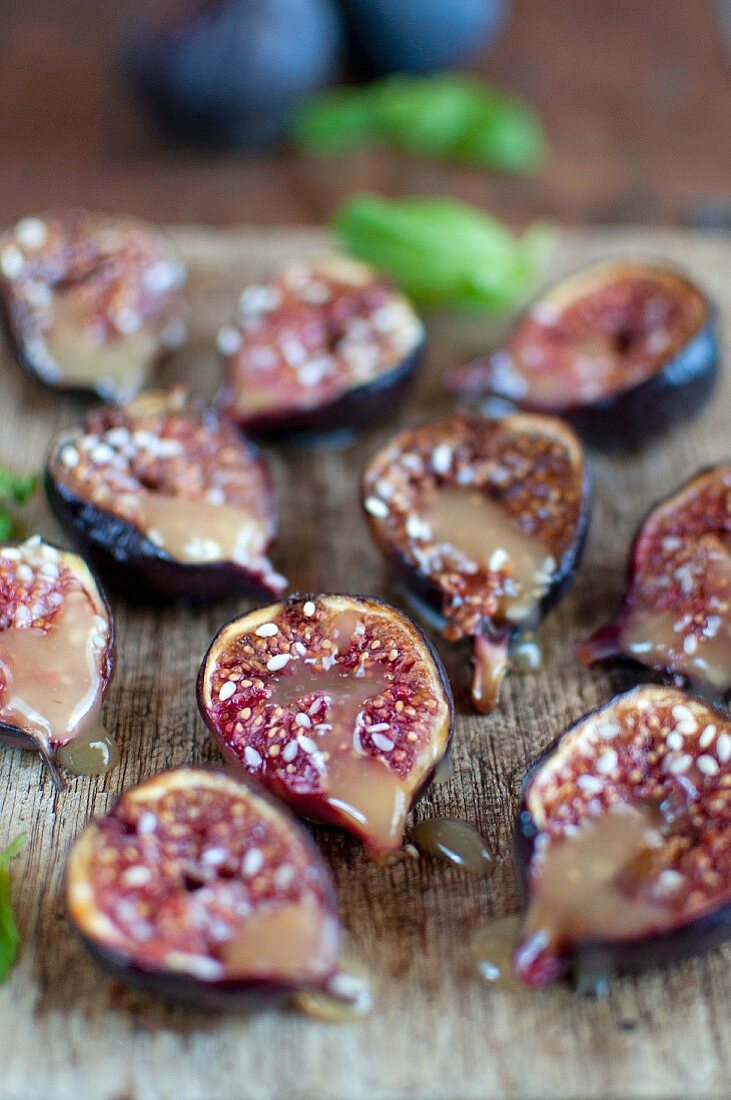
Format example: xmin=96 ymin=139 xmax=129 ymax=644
xmin=0 ymin=212 xmax=187 ymax=401
xmin=447 ymin=261 xmax=718 ymax=449
xmin=0 ymin=536 xmax=116 ymax=788
xmin=578 ymin=465 xmax=731 ymax=697
xmin=514 ymin=685 xmax=731 ymax=987
xmin=216 ymin=256 xmax=424 ymax=438
xmin=45 ymin=388 xmax=286 ymax=603
xmin=198 ymin=594 xmax=454 ymax=857
xmin=361 ymin=413 xmax=590 ymax=711
xmin=67 ymin=767 xmax=341 ymax=1009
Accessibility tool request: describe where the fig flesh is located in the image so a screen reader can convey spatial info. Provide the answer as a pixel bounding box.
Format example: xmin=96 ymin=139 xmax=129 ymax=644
xmin=448 ymin=261 xmax=718 ymax=449
xmin=514 ymin=685 xmax=731 ymax=987
xmin=361 ymin=413 xmax=590 ymax=711
xmin=198 ymin=594 xmax=454 ymax=856
xmin=578 ymin=465 xmax=731 ymax=697
xmin=216 ymin=256 xmax=424 ymax=438
xmin=0 ymin=537 xmax=116 ymax=788
xmin=45 ymin=388 xmax=286 ymax=603
xmin=67 ymin=767 xmax=340 ymax=1009
xmin=0 ymin=212 xmax=187 ymax=401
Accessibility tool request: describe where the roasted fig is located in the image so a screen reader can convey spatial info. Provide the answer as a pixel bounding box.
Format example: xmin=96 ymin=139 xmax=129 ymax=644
xmin=0 ymin=536 xmax=116 ymax=788
xmin=0 ymin=212 xmax=187 ymax=401
xmin=67 ymin=767 xmax=341 ymax=1009
xmin=514 ymin=685 xmax=731 ymax=987
xmin=198 ymin=593 xmax=454 ymax=857
xmin=447 ymin=261 xmax=719 ymax=449
xmin=45 ymin=388 xmax=285 ymax=603
xmin=361 ymin=413 xmax=590 ymax=711
xmin=216 ymin=256 xmax=424 ymax=438
xmin=578 ymin=465 xmax=731 ymax=697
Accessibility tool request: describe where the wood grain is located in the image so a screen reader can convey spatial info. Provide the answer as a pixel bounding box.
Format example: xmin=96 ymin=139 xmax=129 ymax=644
xmin=0 ymin=226 xmax=730 ymax=1100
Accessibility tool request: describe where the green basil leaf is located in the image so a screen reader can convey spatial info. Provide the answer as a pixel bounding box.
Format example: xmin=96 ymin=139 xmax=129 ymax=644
xmin=0 ymin=834 xmax=26 ymax=983
xmin=0 ymin=466 xmax=37 ymax=508
xmin=0 ymin=513 xmax=13 ymax=542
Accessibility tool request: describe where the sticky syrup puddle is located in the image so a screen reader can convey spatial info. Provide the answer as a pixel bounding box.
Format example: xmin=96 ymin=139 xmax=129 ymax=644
xmin=410 ymin=818 xmax=494 ymax=877
xmin=0 ymin=589 xmax=117 ymax=776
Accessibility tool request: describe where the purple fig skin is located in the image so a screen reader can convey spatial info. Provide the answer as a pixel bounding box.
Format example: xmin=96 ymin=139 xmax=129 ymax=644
xmin=514 ymin=686 xmax=731 ymax=986
xmin=450 ymin=262 xmax=719 ymax=452
xmin=197 ymin=593 xmax=455 ymax=856
xmin=221 ymin=337 xmax=423 ymax=442
xmin=67 ymin=767 xmax=341 ymax=1011
xmin=0 ymin=540 xmax=115 ymax=790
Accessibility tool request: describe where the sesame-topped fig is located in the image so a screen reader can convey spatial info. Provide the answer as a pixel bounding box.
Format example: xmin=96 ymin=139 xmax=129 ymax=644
xmin=67 ymin=767 xmax=342 ymax=1009
xmin=216 ymin=255 xmax=424 ymax=438
xmin=578 ymin=465 xmax=731 ymax=697
xmin=45 ymin=388 xmax=286 ymax=603
xmin=0 ymin=536 xmax=116 ymax=788
xmin=362 ymin=413 xmax=590 ymax=712
xmin=198 ymin=594 xmax=454 ymax=857
xmin=0 ymin=212 xmax=187 ymax=401
xmin=447 ymin=261 xmax=718 ymax=449
xmin=513 ymin=686 xmax=731 ymax=988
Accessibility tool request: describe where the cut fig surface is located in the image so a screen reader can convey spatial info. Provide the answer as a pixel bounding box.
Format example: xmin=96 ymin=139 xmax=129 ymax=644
xmin=67 ymin=767 xmax=340 ymax=1009
xmin=216 ymin=255 xmax=424 ymax=437
xmin=0 ymin=537 xmax=115 ymax=787
xmin=362 ymin=413 xmax=590 ymax=711
xmin=0 ymin=212 xmax=187 ymax=400
xmin=578 ymin=465 xmax=731 ymax=696
xmin=448 ymin=261 xmax=718 ymax=449
xmin=46 ymin=388 xmax=285 ymax=603
xmin=198 ymin=594 xmax=454 ymax=856
xmin=514 ymin=686 xmax=731 ymax=987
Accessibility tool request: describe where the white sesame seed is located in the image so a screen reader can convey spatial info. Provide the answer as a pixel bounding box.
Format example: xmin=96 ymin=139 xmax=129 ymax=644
xmin=577 ymin=774 xmax=604 ymax=794
xmin=0 ymin=245 xmax=24 ymax=279
xmin=137 ymin=812 xmax=157 ymax=835
xmin=156 ymin=438 xmax=183 ymax=458
xmin=60 ymin=445 xmax=80 ymax=468
xmin=302 ymin=600 xmax=316 ymax=618
xmin=666 ymin=731 xmax=684 ymax=752
xmin=90 ymin=443 xmax=114 ymax=465
xmin=13 ymin=605 xmax=31 ymax=627
xmin=121 ymin=866 xmax=152 ymax=887
xmin=656 ymin=869 xmax=684 ymax=893
xmin=218 ymin=681 xmax=236 ymax=702
xmin=14 ymin=217 xmax=47 ymax=251
xmin=488 ymin=548 xmax=509 ymax=572
xmin=201 ymin=847 xmax=227 ymax=867
xmin=431 ymin=443 xmax=453 ymax=475
xmin=274 ymin=863 xmax=295 ymax=889
xmin=297 ymin=735 xmax=317 ymax=754
xmin=368 ymin=722 xmax=391 ymax=734
xmin=0 ymin=548 xmax=21 ymax=560
xmin=667 ymin=753 xmax=692 ymax=775
xmin=244 ymin=745 xmax=263 ymax=769
xmin=697 ymin=754 xmax=720 ymax=777
xmin=699 ymin=725 xmax=717 ymax=749
xmin=242 ymin=848 xmax=264 ymax=877
xmin=672 ymin=704 xmax=695 ymax=724
xmin=371 ymin=732 xmax=395 ymax=752
xmin=295 ymin=712 xmax=312 ymax=728
xmin=282 ymin=740 xmax=298 ymax=763
xmin=255 ymin=622 xmax=279 ymax=638
xmin=364 ymin=496 xmax=389 ymax=518
xmin=715 ymin=732 xmax=731 ymax=763
xmin=596 ymin=749 xmax=618 ymax=775
xmin=266 ymin=653 xmax=291 ymax=672
xmin=293 ymin=641 xmax=307 ymax=657
xmin=683 ymin=634 xmax=698 ymax=655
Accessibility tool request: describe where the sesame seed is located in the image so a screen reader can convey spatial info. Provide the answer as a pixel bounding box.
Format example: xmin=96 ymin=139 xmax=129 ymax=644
xmin=364 ymin=496 xmax=389 ymax=518
xmin=683 ymin=634 xmax=698 ymax=655
xmin=137 ymin=812 xmax=157 ymax=835
xmin=577 ymin=774 xmax=604 ymax=794
xmin=297 ymin=735 xmax=317 ymax=754
xmin=14 ymin=605 xmax=31 ymax=627
xmin=242 ymin=848 xmax=264 ymax=877
xmin=244 ymin=746 xmax=263 ymax=769
xmin=218 ymin=681 xmax=236 ymax=702
xmin=715 ymin=732 xmax=731 ymax=763
xmin=667 ymin=753 xmax=692 ymax=775
xmin=371 ymin=732 xmax=395 ymax=752
xmin=60 ymin=445 xmax=80 ymax=468
xmin=14 ymin=217 xmax=47 ymax=250
xmin=274 ymin=863 xmax=295 ymax=889
xmin=431 ymin=443 xmax=453 ymax=475
xmin=369 ymin=722 xmax=390 ymax=734
xmin=303 ymin=600 xmax=316 ymax=618
xmin=255 ymin=622 xmax=279 ymax=638
xmin=699 ymin=725 xmax=717 ymax=749
xmin=266 ymin=653 xmax=291 ymax=672
xmin=0 ymin=245 xmax=24 ymax=279
xmin=201 ymin=847 xmax=227 ymax=866
xmin=697 ymin=754 xmax=720 ymax=777
xmin=666 ymin=731 xmax=683 ymax=752
xmin=121 ymin=866 xmax=152 ymax=887
xmin=282 ymin=741 xmax=298 ymax=763
xmin=672 ymin=704 xmax=695 ymax=724
xmin=488 ymin=548 xmax=509 ymax=572
xmin=295 ymin=713 xmax=312 ymax=729
xmin=90 ymin=443 xmax=114 ymax=465
xmin=596 ymin=749 xmax=618 ymax=774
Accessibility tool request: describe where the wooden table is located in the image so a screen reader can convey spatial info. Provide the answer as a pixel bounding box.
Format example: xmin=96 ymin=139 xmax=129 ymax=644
xmin=1 ymin=0 xmax=730 ymax=228
xmin=0 ymin=224 xmax=729 ymax=1099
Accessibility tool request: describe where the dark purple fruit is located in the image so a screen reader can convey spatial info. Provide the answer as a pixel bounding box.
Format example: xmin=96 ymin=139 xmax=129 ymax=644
xmin=0 ymin=537 xmax=116 ymax=788
xmin=578 ymin=465 xmax=731 ymax=697
xmin=361 ymin=413 xmax=590 ymax=712
xmin=67 ymin=767 xmax=341 ymax=1009
xmin=447 ymin=261 xmax=719 ymax=450
xmin=514 ymin=685 xmax=731 ymax=987
xmin=216 ymin=256 xmax=424 ymax=439
xmin=45 ymin=388 xmax=286 ymax=604
xmin=124 ymin=0 xmax=346 ymax=151
xmin=342 ymin=0 xmax=508 ymax=76
xmin=197 ymin=593 xmax=454 ymax=857
xmin=0 ymin=212 xmax=186 ymax=402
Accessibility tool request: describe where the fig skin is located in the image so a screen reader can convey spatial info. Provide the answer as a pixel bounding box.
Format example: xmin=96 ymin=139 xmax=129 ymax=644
xmin=197 ymin=593 xmax=455 ymax=857
xmin=0 ymin=212 xmax=187 ymax=402
xmin=514 ymin=686 xmax=731 ymax=988
xmin=448 ymin=261 xmax=719 ymax=451
xmin=578 ymin=465 xmax=731 ymax=698
xmin=0 ymin=538 xmax=115 ymax=789
xmin=44 ymin=391 xmax=285 ymax=605
xmin=361 ymin=412 xmax=591 ymax=712
xmin=67 ymin=767 xmax=341 ymax=1009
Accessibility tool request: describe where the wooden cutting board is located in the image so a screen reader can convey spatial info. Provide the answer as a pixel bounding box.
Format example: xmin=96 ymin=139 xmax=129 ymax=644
xmin=0 ymin=226 xmax=729 ymax=1100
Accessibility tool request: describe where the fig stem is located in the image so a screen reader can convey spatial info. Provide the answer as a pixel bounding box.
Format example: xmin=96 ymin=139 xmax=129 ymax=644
xmin=471 ymin=628 xmax=511 ymax=713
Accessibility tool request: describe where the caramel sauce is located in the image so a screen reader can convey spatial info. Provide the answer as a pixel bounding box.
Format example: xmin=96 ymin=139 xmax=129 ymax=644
xmin=432 ymin=752 xmax=453 ymax=785
xmin=421 ymin=487 xmax=552 ymax=623
xmin=294 ymin=954 xmax=374 ymax=1022
xmin=473 ymin=915 xmax=524 ymax=992
xmin=136 ymin=493 xmax=268 ymax=565
xmin=517 ymin=803 xmax=675 ymax=971
xmin=410 ymin=817 xmax=494 ymax=876
xmin=621 ymin=607 xmax=731 ymax=692
xmin=221 ymin=902 xmax=338 ymax=984
xmin=269 ymin=647 xmax=408 ymax=852
xmin=0 ymin=589 xmax=116 ymax=774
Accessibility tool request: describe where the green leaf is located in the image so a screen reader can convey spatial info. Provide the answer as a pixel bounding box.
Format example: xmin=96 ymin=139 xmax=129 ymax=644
xmin=0 ymin=513 xmax=13 ymax=542
xmin=0 ymin=466 xmax=37 ymax=508
xmin=293 ymin=74 xmax=545 ymax=175
xmin=0 ymin=834 xmax=26 ymax=983
xmin=334 ymin=194 xmax=555 ymax=313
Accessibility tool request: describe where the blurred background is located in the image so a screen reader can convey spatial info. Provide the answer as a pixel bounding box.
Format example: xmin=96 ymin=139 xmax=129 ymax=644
xmin=1 ymin=0 xmax=729 ymax=229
